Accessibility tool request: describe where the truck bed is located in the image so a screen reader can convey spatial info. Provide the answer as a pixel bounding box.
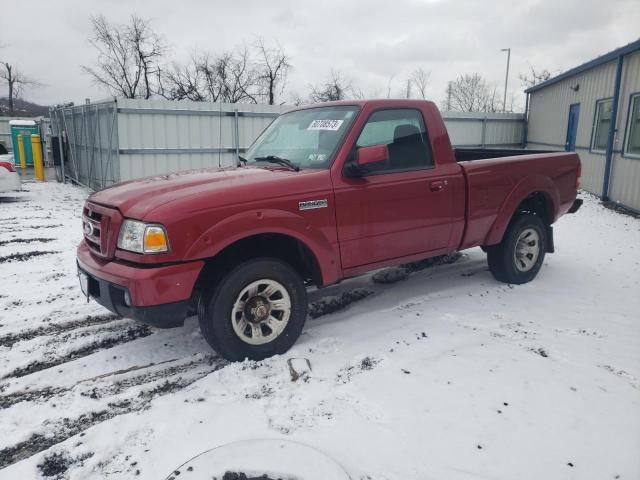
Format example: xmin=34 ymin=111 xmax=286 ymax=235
xmin=456 ymin=151 xmax=581 ymax=250
xmin=453 ymin=147 xmax=553 ymax=162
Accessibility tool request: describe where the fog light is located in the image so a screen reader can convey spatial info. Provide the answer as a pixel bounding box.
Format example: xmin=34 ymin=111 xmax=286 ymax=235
xmin=124 ymin=291 xmax=131 ymax=307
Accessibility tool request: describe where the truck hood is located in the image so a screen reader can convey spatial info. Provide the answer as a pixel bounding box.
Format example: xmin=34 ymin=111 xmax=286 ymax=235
xmin=88 ymin=166 xmax=302 ymax=219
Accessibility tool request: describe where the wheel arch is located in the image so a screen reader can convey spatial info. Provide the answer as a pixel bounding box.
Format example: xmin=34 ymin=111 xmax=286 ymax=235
xmin=184 ymin=208 xmax=340 ymax=288
xmin=484 ymin=175 xmax=559 ymax=246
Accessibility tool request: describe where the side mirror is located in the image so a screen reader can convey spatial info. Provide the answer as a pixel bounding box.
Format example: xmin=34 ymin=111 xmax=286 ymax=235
xmin=357 ymin=144 xmax=389 ymax=167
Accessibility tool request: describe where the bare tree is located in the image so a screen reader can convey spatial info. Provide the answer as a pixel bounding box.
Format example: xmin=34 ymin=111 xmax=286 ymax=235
xmin=129 ymin=16 xmax=166 ymax=98
xmin=308 ymin=70 xmax=352 ymax=103
xmin=159 ymin=55 xmax=207 ymax=101
xmin=385 ymin=74 xmax=396 ymax=99
xmin=411 ymin=67 xmax=431 ymax=99
xmin=289 ymin=92 xmax=306 ymax=106
xmin=519 ymin=64 xmax=552 ymax=88
xmin=216 ymin=46 xmax=259 ymax=103
xmin=254 ymin=38 xmax=290 ymax=105
xmin=445 ymin=73 xmax=500 ymax=112
xmin=196 ymin=52 xmax=225 ymax=101
xmin=160 ymin=47 xmax=259 ymax=104
xmin=485 ymin=85 xmax=502 ymax=113
xmin=350 ymin=84 xmax=367 ymax=99
xmin=0 ymin=62 xmax=41 ymax=114
xmin=82 ymin=15 xmax=166 ymax=99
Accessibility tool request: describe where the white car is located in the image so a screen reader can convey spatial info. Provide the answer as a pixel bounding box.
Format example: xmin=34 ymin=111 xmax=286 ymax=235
xmin=0 ymin=154 xmax=21 ymax=193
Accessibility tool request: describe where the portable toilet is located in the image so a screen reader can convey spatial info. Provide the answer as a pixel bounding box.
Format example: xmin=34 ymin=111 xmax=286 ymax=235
xmin=9 ymin=120 xmax=39 ymax=166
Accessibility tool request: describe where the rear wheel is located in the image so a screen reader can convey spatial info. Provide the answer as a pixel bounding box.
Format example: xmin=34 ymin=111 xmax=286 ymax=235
xmin=198 ymin=258 xmax=307 ymax=361
xmin=486 ymin=213 xmax=547 ymax=284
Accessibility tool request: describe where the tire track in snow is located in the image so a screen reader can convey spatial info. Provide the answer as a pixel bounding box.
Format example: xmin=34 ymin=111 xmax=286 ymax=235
xmin=1 ymin=324 xmax=153 ymax=380
xmin=0 ymin=237 xmax=56 ymax=247
xmin=0 ymin=355 xmax=226 ymax=469
xmin=0 ymin=354 xmax=222 ymax=409
xmin=0 ymin=250 xmax=61 ymax=264
xmin=0 ymin=313 xmax=121 ymax=348
xmin=307 ymin=253 xmax=464 ymax=320
xmin=1 ymin=224 xmax=64 ymax=232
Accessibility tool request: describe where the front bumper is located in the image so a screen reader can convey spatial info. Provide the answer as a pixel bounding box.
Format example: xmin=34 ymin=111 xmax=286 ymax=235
xmin=77 ymin=242 xmax=204 ymax=328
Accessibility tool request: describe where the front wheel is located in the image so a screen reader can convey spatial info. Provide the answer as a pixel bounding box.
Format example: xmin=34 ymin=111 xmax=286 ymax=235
xmin=198 ymin=258 xmax=308 ymax=361
xmin=486 ymin=213 xmax=547 ymax=284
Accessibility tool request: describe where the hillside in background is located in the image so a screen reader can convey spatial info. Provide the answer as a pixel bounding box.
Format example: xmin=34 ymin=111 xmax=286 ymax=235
xmin=0 ymin=97 xmax=50 ymax=117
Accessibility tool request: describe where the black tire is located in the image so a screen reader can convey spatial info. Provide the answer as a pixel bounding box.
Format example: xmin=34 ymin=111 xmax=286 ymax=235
xmin=198 ymin=258 xmax=308 ymax=361
xmin=486 ymin=213 xmax=547 ymax=284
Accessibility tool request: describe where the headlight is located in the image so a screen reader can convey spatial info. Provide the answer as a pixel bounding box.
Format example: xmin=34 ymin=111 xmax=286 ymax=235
xmin=117 ymin=220 xmax=169 ymax=254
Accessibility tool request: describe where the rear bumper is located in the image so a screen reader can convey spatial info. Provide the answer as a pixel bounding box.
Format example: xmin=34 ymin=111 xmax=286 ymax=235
xmin=568 ymin=198 xmax=583 ymax=214
xmin=77 ymin=242 xmax=204 ymax=328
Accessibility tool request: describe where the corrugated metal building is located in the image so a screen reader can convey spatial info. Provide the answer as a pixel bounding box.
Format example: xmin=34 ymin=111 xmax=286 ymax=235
xmin=525 ymin=39 xmax=640 ymax=211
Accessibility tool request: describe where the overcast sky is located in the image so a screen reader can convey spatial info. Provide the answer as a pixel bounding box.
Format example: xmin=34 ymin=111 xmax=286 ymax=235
xmin=1 ymin=0 xmax=639 ymax=111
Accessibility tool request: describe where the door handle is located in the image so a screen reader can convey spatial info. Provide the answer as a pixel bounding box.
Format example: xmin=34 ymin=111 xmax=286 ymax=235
xmin=429 ymin=180 xmax=447 ymax=192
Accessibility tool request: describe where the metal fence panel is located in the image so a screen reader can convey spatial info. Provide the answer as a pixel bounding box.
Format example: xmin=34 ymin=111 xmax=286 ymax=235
xmin=114 ymin=98 xmax=287 ymax=181
xmin=526 ymin=60 xmax=619 ymax=196
xmin=51 ymin=99 xmax=119 ymax=190
xmin=51 ymin=98 xmax=526 ymax=190
xmin=441 ymin=111 xmax=525 ymax=147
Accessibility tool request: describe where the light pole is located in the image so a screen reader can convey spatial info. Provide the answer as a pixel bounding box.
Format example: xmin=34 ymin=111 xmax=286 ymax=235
xmin=501 ymin=48 xmax=511 ymax=112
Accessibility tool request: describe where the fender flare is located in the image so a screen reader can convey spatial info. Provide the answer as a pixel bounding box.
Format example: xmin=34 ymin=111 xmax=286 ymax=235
xmin=184 ymin=208 xmax=340 ymax=286
xmin=483 ymin=174 xmax=560 ymax=246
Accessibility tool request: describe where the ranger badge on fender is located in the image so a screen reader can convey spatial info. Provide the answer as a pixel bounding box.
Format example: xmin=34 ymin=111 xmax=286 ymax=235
xmin=298 ymin=199 xmax=328 ymax=211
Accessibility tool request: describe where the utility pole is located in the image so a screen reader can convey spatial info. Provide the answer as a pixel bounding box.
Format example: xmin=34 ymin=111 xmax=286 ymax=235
xmin=446 ymin=81 xmax=452 ymax=110
xmin=406 ymin=79 xmax=411 ymax=99
xmin=501 ymin=48 xmax=511 ymax=112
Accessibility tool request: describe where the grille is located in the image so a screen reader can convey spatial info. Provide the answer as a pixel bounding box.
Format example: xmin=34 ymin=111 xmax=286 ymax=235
xmin=83 ymin=205 xmax=104 ymax=255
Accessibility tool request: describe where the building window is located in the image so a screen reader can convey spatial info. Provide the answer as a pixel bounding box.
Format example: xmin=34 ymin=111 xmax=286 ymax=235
xmin=625 ymin=94 xmax=640 ymax=156
xmin=591 ymin=98 xmax=613 ymax=152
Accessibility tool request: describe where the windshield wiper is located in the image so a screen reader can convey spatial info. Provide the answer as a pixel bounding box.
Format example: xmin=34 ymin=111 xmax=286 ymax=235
xmin=238 ymin=155 xmax=248 ymax=167
xmin=254 ymin=155 xmax=300 ymax=171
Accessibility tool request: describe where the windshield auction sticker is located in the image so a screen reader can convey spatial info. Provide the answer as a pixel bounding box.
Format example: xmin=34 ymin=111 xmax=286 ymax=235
xmin=307 ymin=119 xmax=344 ymax=131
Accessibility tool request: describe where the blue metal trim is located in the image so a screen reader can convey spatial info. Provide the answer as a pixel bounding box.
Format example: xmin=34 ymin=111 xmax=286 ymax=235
xmin=565 ymin=103 xmax=581 ymax=151
xmin=523 ymin=93 xmax=529 ymax=147
xmin=525 ymin=39 xmax=640 ymax=93
xmin=589 ymin=97 xmax=614 ymax=154
xmin=603 ymin=200 xmax=640 ymax=216
xmin=602 ymin=56 xmax=624 ymax=200
xmin=621 ymin=92 xmax=640 ymax=159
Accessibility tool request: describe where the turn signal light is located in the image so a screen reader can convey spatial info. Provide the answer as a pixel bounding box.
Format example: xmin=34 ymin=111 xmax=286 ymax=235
xmin=144 ymin=226 xmax=168 ymax=253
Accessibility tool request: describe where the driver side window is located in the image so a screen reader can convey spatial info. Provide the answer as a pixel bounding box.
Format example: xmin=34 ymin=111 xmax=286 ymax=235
xmin=356 ymin=109 xmax=433 ymax=173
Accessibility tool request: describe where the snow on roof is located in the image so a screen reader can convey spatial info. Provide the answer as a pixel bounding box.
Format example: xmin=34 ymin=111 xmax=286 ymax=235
xmin=8 ymin=119 xmax=37 ymax=126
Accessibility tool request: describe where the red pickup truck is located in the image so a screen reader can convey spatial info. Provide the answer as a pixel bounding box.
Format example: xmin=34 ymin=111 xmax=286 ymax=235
xmin=77 ymin=99 xmax=582 ymax=361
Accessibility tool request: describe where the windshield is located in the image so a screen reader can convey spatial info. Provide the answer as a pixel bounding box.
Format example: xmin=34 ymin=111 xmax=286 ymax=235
xmin=245 ymin=106 xmax=359 ymax=169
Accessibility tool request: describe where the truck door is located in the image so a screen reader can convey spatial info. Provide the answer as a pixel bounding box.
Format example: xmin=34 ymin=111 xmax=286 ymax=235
xmin=332 ymin=108 xmax=455 ymax=270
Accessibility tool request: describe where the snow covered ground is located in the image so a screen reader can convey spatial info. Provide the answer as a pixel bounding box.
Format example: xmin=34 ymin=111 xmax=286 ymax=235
xmin=0 ymin=181 xmax=638 ymax=480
